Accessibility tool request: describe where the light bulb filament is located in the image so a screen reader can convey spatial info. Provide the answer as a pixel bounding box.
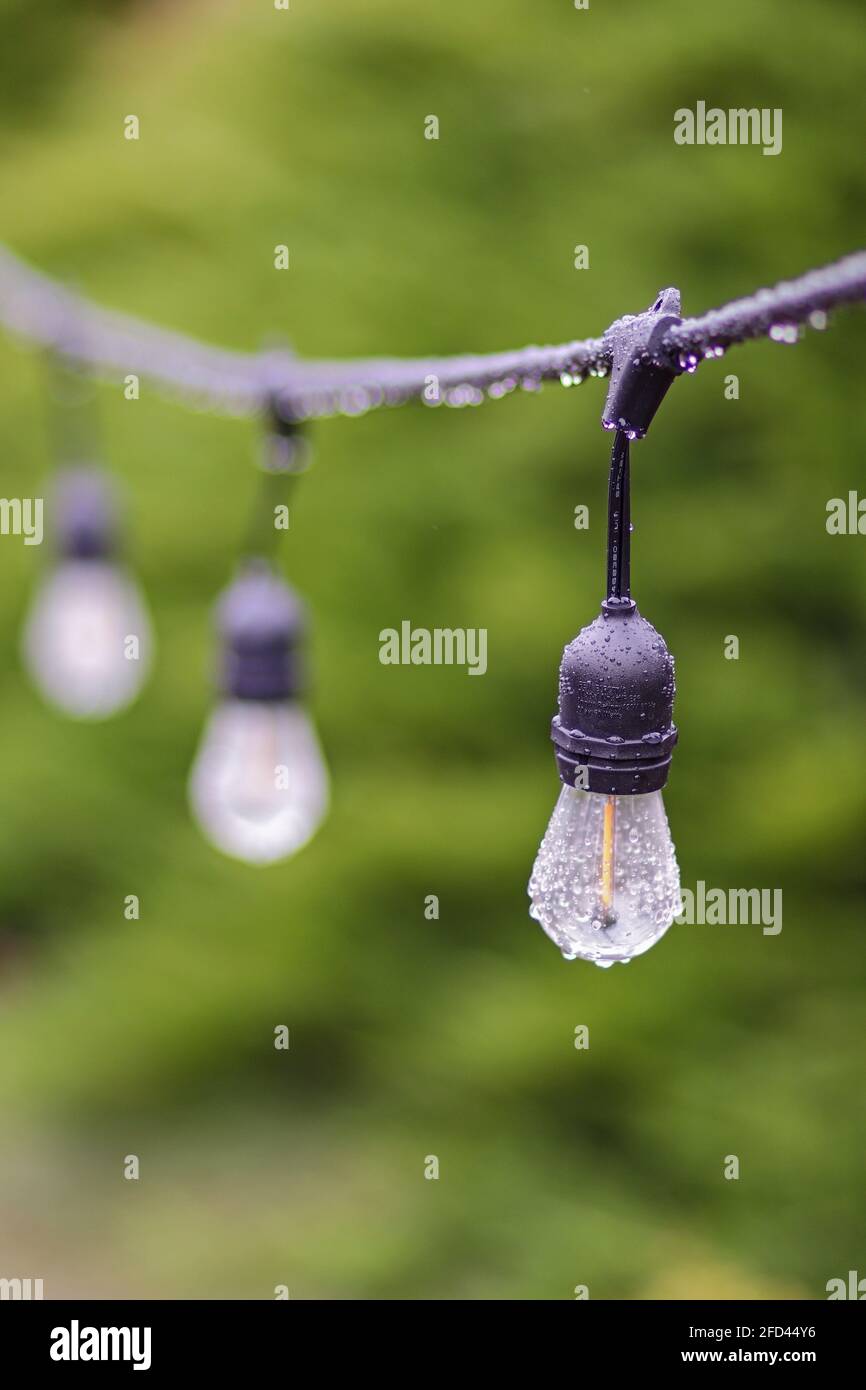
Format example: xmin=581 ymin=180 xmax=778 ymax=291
xmin=600 ymin=794 xmax=616 ymax=917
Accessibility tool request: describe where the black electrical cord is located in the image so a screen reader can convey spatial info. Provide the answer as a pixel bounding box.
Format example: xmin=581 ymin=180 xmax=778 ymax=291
xmin=605 ymin=431 xmax=631 ymax=602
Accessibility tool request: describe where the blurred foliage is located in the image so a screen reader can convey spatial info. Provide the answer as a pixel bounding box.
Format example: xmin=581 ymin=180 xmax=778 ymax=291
xmin=0 ymin=0 xmax=864 ymax=1299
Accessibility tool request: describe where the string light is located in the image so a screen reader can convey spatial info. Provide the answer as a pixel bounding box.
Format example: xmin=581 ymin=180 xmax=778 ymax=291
xmin=3 ymin=247 xmax=865 ymax=905
xmin=529 ymin=297 xmax=685 ymax=967
xmin=188 ymin=411 xmax=328 ymax=865
xmin=528 ymin=434 xmax=680 ymax=968
xmin=188 ymin=561 xmax=328 ymax=865
xmin=22 ymin=466 xmax=152 ymax=719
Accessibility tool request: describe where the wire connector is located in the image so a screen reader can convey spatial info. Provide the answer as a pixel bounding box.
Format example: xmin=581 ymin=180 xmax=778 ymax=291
xmin=602 ymin=287 xmax=682 ymax=439
xmin=262 ymin=394 xmax=312 ymax=474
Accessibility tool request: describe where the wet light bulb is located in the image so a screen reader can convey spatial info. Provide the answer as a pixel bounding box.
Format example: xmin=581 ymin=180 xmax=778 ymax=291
xmin=189 ymin=698 xmax=328 ymax=865
xmin=23 ymin=557 xmax=152 ymax=719
xmin=529 ymin=786 xmax=680 ymax=968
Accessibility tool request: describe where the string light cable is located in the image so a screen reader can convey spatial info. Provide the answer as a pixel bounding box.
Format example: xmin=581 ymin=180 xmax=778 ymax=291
xmin=2 ymin=243 xmax=865 ymax=960
xmin=0 ymin=244 xmax=863 ymax=419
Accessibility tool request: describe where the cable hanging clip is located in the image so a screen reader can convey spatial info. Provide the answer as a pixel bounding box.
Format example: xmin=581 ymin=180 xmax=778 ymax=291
xmin=601 ymin=287 xmax=682 ymax=439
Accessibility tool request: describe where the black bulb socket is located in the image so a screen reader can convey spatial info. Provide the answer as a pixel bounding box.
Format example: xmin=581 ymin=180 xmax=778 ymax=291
xmin=218 ymin=564 xmax=306 ymax=702
xmin=551 ymin=599 xmax=677 ymax=795
xmin=53 ymin=467 xmax=118 ymax=560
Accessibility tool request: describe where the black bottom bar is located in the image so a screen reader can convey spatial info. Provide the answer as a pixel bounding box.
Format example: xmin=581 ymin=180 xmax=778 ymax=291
xmin=3 ymin=1297 xmax=861 ymax=1374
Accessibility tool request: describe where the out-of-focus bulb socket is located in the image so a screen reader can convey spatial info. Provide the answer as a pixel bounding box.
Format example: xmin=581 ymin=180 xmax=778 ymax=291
xmin=219 ymin=562 xmax=306 ymax=701
xmin=53 ymin=466 xmax=118 ymax=560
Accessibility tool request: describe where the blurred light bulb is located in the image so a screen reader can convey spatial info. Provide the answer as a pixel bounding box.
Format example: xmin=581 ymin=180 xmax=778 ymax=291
xmin=528 ymin=786 xmax=680 ymax=968
xmin=189 ymin=698 xmax=328 ymax=865
xmin=188 ymin=561 xmax=328 ymax=865
xmin=22 ymin=466 xmax=151 ymax=719
xmin=23 ymin=558 xmax=152 ymax=720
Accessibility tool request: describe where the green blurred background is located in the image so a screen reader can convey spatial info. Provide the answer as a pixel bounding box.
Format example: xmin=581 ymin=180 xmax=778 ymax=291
xmin=0 ymin=0 xmax=864 ymax=1300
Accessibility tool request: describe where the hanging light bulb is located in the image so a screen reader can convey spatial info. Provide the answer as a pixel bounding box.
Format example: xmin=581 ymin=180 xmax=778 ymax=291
xmin=527 ymin=590 xmax=681 ymax=967
xmin=188 ymin=562 xmax=328 ymax=864
xmin=22 ymin=468 xmax=152 ymax=719
xmin=529 ymin=300 xmax=684 ymax=966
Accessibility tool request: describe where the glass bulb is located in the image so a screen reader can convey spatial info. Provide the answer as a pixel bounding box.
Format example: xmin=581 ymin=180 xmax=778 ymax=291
xmin=188 ymin=699 xmax=328 ymax=865
xmin=23 ymin=559 xmax=152 ymax=719
xmin=528 ymin=786 xmax=680 ymax=968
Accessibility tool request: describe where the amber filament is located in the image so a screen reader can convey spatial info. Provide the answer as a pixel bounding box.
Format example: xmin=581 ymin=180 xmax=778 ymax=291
xmin=601 ymin=794 xmax=616 ymax=915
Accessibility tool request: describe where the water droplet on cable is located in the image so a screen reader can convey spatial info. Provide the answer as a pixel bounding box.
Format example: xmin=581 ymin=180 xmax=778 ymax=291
xmin=769 ymin=322 xmax=799 ymax=344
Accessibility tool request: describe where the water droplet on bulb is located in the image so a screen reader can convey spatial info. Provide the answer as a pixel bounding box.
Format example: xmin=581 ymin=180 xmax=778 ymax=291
xmin=528 ymin=787 xmax=680 ymax=968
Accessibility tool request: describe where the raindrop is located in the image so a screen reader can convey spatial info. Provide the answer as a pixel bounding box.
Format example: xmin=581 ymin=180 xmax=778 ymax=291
xmin=769 ymin=322 xmax=799 ymax=344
